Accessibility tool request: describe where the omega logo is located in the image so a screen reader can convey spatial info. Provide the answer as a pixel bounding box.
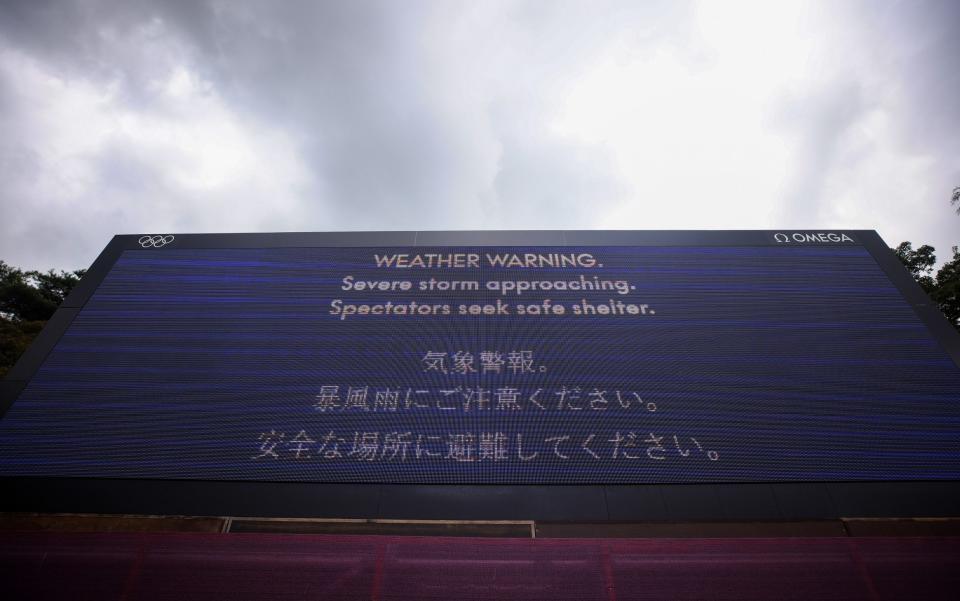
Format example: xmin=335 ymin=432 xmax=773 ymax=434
xmin=774 ymin=232 xmax=855 ymax=244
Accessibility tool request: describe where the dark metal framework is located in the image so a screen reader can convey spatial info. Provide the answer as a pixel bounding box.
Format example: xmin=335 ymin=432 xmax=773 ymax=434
xmin=2 ymin=230 xmax=958 ymax=521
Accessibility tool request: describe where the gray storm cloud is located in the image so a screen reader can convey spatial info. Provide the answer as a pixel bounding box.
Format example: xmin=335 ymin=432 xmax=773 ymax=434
xmin=0 ymin=0 xmax=957 ymax=271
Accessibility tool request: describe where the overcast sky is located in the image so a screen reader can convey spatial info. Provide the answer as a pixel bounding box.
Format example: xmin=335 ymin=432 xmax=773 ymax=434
xmin=1 ymin=0 xmax=957 ymax=271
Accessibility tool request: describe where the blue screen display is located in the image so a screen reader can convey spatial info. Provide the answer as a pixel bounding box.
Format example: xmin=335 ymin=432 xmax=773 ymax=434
xmin=0 ymin=245 xmax=958 ymax=483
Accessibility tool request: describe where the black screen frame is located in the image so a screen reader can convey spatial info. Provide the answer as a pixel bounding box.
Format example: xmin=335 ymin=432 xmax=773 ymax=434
xmin=2 ymin=229 xmax=958 ymax=521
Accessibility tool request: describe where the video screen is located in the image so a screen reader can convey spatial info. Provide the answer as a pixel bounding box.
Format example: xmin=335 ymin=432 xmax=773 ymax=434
xmin=1 ymin=244 xmax=957 ymax=483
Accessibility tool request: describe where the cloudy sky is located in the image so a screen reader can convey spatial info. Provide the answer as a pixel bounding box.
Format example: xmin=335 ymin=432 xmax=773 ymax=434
xmin=0 ymin=0 xmax=957 ymax=271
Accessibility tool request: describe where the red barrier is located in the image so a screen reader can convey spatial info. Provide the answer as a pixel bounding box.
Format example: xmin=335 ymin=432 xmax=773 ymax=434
xmin=2 ymin=532 xmax=958 ymax=600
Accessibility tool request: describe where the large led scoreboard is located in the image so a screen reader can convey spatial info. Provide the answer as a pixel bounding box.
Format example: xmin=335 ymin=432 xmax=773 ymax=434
xmin=2 ymin=230 xmax=958 ymax=520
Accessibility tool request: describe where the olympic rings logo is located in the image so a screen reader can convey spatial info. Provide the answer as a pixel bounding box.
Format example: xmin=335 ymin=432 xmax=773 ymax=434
xmin=138 ymin=235 xmax=175 ymax=248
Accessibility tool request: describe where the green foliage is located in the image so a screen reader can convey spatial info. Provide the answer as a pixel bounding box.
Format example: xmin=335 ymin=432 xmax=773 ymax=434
xmin=892 ymin=241 xmax=937 ymax=294
xmin=930 ymin=246 xmax=960 ymax=329
xmin=0 ymin=261 xmax=86 ymax=378
xmin=0 ymin=261 xmax=86 ymax=321
xmin=0 ymin=318 xmax=45 ymax=379
xmin=893 ymin=243 xmax=960 ymax=331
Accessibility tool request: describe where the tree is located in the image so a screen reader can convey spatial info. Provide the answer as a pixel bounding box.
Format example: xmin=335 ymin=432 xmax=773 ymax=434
xmin=892 ymin=243 xmax=960 ymax=332
xmin=930 ymin=246 xmax=960 ymax=329
xmin=0 ymin=261 xmax=85 ymax=377
xmin=952 ymin=186 xmax=960 ymax=214
xmin=892 ymin=242 xmax=937 ymax=294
